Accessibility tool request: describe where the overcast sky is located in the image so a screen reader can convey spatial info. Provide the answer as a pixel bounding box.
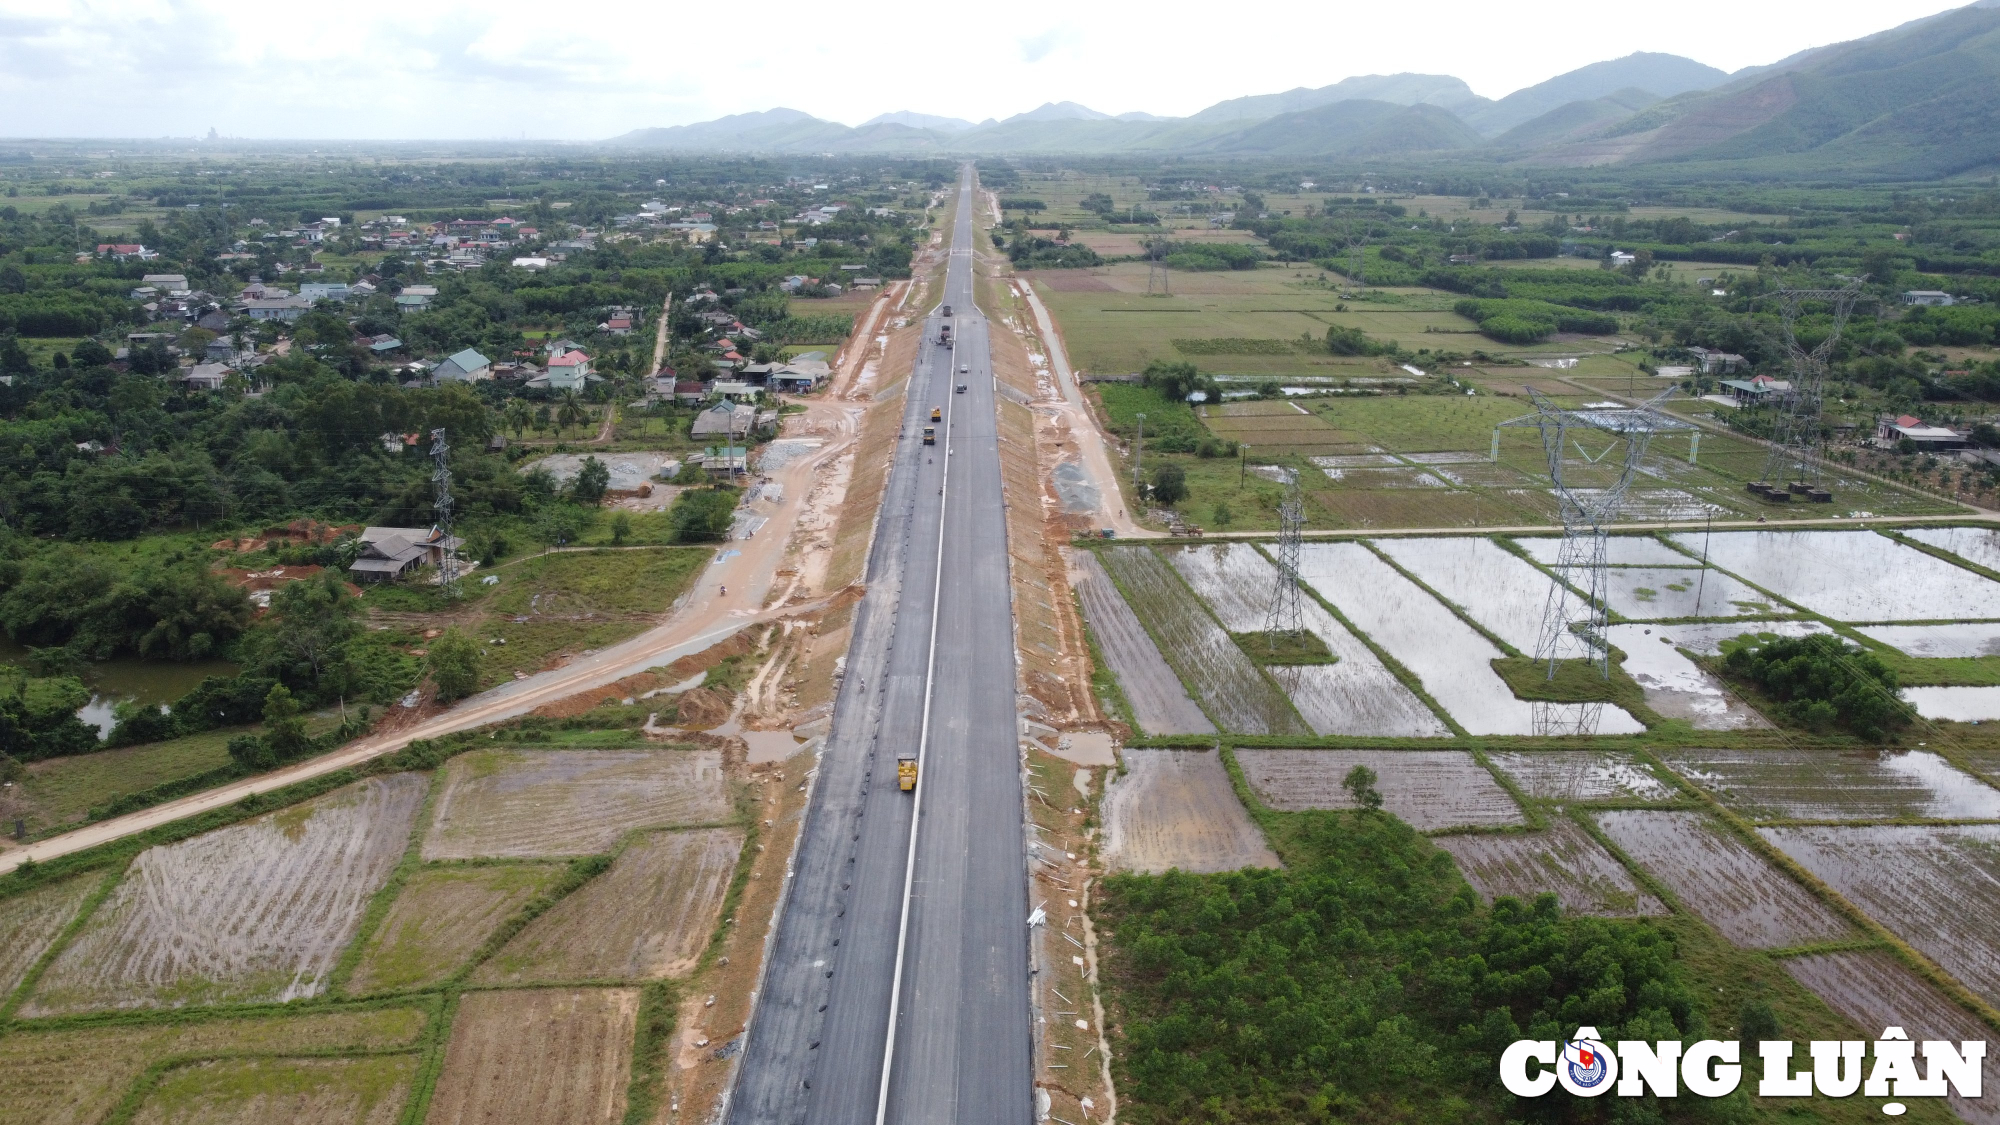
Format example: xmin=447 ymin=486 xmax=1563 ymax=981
xmin=0 ymin=0 xmax=1974 ymax=139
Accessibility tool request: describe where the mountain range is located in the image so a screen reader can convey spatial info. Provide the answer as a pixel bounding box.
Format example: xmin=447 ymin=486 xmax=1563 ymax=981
xmin=609 ymin=0 xmax=2000 ymax=177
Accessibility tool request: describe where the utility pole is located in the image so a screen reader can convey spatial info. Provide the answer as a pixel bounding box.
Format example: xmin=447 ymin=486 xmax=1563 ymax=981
xmin=1132 ymin=413 xmax=1146 ymax=495
xmin=1240 ymin=443 xmax=1249 ymax=489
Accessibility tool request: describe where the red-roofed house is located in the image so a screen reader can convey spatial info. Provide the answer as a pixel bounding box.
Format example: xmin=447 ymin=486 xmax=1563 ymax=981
xmin=1878 ymin=414 xmax=1965 ymax=448
xmin=97 ymin=243 xmax=156 ymax=260
xmin=545 ymin=350 xmax=593 ymax=390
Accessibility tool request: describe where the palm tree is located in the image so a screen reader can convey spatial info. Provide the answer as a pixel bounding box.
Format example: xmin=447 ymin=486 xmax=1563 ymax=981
xmin=555 ymin=389 xmax=587 ymax=436
xmin=504 ymin=399 xmax=533 ymax=439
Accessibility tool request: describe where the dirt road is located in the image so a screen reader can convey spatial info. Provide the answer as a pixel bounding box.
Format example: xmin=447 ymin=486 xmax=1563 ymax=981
xmin=0 ymin=396 xmax=865 ymax=877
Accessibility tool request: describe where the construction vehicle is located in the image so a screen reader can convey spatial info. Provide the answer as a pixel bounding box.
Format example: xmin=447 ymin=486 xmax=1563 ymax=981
xmin=922 ymin=426 xmax=936 ymax=445
xmin=897 ymin=750 xmax=918 ymax=791
xmin=938 ymin=324 xmax=951 ymax=346
xmin=930 ymin=406 xmax=942 ymax=422
xmin=942 ymin=305 xmax=952 ymax=318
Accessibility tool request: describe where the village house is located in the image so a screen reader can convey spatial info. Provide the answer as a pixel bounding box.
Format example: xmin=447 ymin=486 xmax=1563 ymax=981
xmin=543 ymin=350 xmax=594 ymax=390
xmin=1878 ymin=414 xmax=1966 ymax=449
xmin=347 ymin=527 xmax=464 ymax=583
xmin=433 ymin=348 xmax=492 ymax=382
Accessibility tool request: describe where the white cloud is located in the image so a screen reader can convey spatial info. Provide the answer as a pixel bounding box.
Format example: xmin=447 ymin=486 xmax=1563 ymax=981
xmin=0 ymin=0 xmax=1976 ymax=138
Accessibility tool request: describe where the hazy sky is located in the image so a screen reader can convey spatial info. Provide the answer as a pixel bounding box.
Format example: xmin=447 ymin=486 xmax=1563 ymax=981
xmin=0 ymin=0 xmax=1974 ymax=139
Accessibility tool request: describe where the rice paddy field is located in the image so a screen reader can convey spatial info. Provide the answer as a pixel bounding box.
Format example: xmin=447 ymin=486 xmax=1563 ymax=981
xmin=1101 ymin=750 xmax=1280 ymax=874
xmin=1596 ymin=810 xmax=1854 ymax=948
xmin=1661 ymin=747 xmax=2000 ymax=821
xmin=1602 ymin=623 xmax=1772 ymax=729
xmin=1666 ymin=530 xmax=2000 ymax=622
xmin=1234 ymin=749 xmax=1524 ymax=828
xmin=1071 ymin=552 xmax=1215 ymax=735
xmin=423 ymin=748 xmax=730 ymax=860
xmin=1434 ymin=821 xmax=1666 ymax=917
xmin=347 ymin=863 xmax=566 ymax=993
xmin=1486 ymin=751 xmax=1675 ymax=801
xmin=425 ymin=989 xmax=639 ymax=1125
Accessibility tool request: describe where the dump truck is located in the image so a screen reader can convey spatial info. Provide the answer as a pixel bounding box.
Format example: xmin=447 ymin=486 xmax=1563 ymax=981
xmin=922 ymin=426 xmax=936 ymax=445
xmin=897 ymin=750 xmax=918 ymax=791
xmin=942 ymin=305 xmax=952 ymax=318
xmin=939 ymin=324 xmax=951 ymax=346
xmin=930 ymin=406 xmax=941 ymax=422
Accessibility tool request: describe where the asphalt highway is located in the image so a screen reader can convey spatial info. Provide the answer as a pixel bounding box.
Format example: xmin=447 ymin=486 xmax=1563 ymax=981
xmin=728 ymin=168 xmax=1031 ymax=1124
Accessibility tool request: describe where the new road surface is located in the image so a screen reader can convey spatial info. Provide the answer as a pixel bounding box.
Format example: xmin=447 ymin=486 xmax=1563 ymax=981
xmin=728 ymin=168 xmax=1032 ymax=1124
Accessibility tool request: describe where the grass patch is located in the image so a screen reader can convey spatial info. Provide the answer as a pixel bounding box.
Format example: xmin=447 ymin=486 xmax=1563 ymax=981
xmin=1230 ymin=630 xmax=1338 ymax=665
xmin=1491 ymin=655 xmax=1631 ymax=703
xmin=19 ymin=730 xmax=239 ymax=833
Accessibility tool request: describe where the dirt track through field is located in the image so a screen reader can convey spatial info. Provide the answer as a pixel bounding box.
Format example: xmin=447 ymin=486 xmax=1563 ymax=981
xmin=26 ymin=774 xmax=426 ymax=1015
xmin=1102 ymin=750 xmax=1277 ymax=874
xmin=1235 ymin=749 xmax=1523 ymax=829
xmin=1596 ymin=810 xmax=1851 ymax=949
xmin=477 ymin=827 xmax=743 ymax=983
xmin=423 ymin=749 xmax=727 ymax=860
xmin=1071 ymin=553 xmax=1213 ymax=735
xmin=1437 ymin=821 xmax=1665 ymax=917
xmin=425 ymin=988 xmax=638 ymax=1125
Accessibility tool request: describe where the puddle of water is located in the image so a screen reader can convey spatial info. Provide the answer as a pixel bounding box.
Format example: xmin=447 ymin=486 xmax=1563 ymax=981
xmin=741 ymin=730 xmax=805 ymax=764
xmin=1048 ymin=731 xmax=1116 ymax=766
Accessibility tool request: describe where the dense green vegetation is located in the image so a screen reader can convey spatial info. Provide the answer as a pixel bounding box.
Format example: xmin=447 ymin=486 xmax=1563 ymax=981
xmin=1101 ymin=809 xmax=1717 ymax=1123
xmin=1719 ymin=633 xmax=1912 ymax=739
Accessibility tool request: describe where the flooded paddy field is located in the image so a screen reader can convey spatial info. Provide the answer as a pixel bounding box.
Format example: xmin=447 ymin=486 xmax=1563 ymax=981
xmin=1904 ymin=685 xmax=2000 ymax=723
xmin=1236 ymin=749 xmax=1523 ymax=828
xmin=1298 ymin=542 xmax=1644 ymax=735
xmin=1596 ymin=810 xmax=1852 ymax=948
xmin=1662 ymin=747 xmax=2000 ymax=821
xmin=1098 ymin=546 xmax=1310 ymax=735
xmin=1604 ymin=624 xmax=1772 ymax=730
xmin=1601 ymin=566 xmax=1779 ymax=620
xmin=1514 ymin=535 xmax=1697 ymax=568
xmin=477 ymin=827 xmax=743 ymax=983
xmin=25 ymin=774 xmax=426 ymax=1015
xmin=1101 ymin=750 xmax=1280 ymax=874
xmin=1666 ymin=530 xmax=2000 ymax=622
xmin=1436 ymin=821 xmax=1666 ymax=917
xmin=1783 ymin=951 xmax=2000 ymax=1125
xmin=1487 ymin=751 xmax=1675 ymax=801
xmin=1643 ymin=619 xmax=1833 ymax=654
xmin=1907 ymin=526 xmax=2000 ymax=575
xmin=1071 ymin=552 xmax=1214 ymax=736
xmin=1165 ymin=543 xmax=1447 ymax=737
xmin=1859 ymin=622 xmax=2000 ymax=658
xmin=1373 ymin=536 xmax=1553 ymax=654
xmin=0 ymin=875 xmax=96 ymax=1002
xmin=423 ymin=748 xmax=728 ymax=860
xmin=1764 ymin=824 xmax=2000 ymax=1009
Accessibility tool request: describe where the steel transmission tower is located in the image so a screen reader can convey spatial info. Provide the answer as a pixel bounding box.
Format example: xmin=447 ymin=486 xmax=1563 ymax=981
xmin=1499 ymin=390 xmax=1694 ymax=734
xmin=1754 ymin=283 xmax=1864 ymax=503
xmin=1263 ymin=460 xmax=1305 ymax=642
xmin=1146 ymin=234 xmax=1171 ymax=296
xmin=430 ymin=428 xmax=460 ymax=597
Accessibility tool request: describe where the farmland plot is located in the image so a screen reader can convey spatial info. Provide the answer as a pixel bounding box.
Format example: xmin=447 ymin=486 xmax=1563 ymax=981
xmin=1665 ymin=530 xmax=2000 ymax=622
xmin=27 ymin=774 xmax=426 ymax=1015
xmin=424 ymin=749 xmax=728 ymax=860
xmin=0 ymin=875 xmax=96 ymax=1001
xmin=1165 ymin=543 xmax=1446 ymax=736
xmin=1642 ymin=618 xmax=1833 ymax=654
xmin=1907 ymin=526 xmax=2000 ymax=575
xmin=1487 ymin=751 xmax=1675 ymax=801
xmin=1372 ymin=536 xmax=1553 ymax=653
xmin=478 ymin=828 xmax=742 ymax=983
xmin=1596 ymin=810 xmax=1851 ymax=948
xmin=132 ymin=1055 xmax=416 ymax=1125
xmin=1784 ymin=951 xmax=1999 ymax=1125
xmin=349 ymin=864 xmax=565 ymax=993
xmin=0 ymin=1006 xmax=426 ymax=1125
xmin=1604 ymin=624 xmax=1770 ymax=730
xmin=1101 ymin=750 xmax=1279 ymax=875
xmin=1905 ymin=686 xmax=2000 ymax=722
xmin=1661 ymin=747 xmax=2000 ymax=821
xmin=1764 ymin=825 xmax=2000 ymax=1008
xmin=1515 ymin=535 xmax=1696 ymax=568
xmin=1071 ymin=552 xmax=1214 ymax=736
xmin=1235 ymin=749 xmax=1523 ymax=829
xmin=1859 ymin=622 xmax=2000 ymax=658
xmin=425 ymin=989 xmax=638 ymax=1125
xmin=1436 ymin=821 xmax=1665 ymax=916
xmin=1297 ymin=542 xmax=1644 ymax=735
xmin=1602 ymin=567 xmax=1778 ymax=620
xmin=1097 ymin=546 xmax=1309 ymax=735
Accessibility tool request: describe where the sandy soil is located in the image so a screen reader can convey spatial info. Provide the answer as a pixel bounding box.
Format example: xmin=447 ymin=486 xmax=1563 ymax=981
xmin=423 ymin=749 xmax=727 ymax=860
xmin=426 ymin=988 xmax=639 ymax=1125
xmin=1234 ymin=749 xmax=1524 ymax=829
xmin=130 ymin=1056 xmax=414 ymax=1125
xmin=26 ymin=774 xmax=426 ymax=1015
xmin=478 ymin=828 xmax=743 ymax=983
xmin=348 ymin=864 xmax=563 ymax=993
xmin=1024 ymin=746 xmax=1116 ymax=1125
xmin=1596 ymin=810 xmax=1852 ymax=949
xmin=1436 ymin=821 xmax=1665 ymax=917
xmin=1101 ymin=750 xmax=1278 ymax=875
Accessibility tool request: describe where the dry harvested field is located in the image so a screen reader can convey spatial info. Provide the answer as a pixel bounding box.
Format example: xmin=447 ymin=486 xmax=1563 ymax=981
xmin=425 ymin=988 xmax=638 ymax=1125
xmin=0 ymin=874 xmax=96 ymax=1001
xmin=1763 ymin=824 xmax=2000 ymax=1008
xmin=1661 ymin=747 xmax=2000 ymax=821
xmin=1486 ymin=752 xmax=1674 ymax=801
xmin=1235 ymin=749 xmax=1523 ymax=829
xmin=348 ymin=864 xmax=565 ymax=993
xmin=478 ymin=827 xmax=742 ymax=983
xmin=27 ymin=774 xmax=426 ymax=1015
xmin=1783 ymin=951 xmax=2000 ymax=1125
xmin=1102 ymin=750 xmax=1279 ymax=874
xmin=1071 ymin=552 xmax=1214 ymax=736
xmin=423 ymin=748 xmax=728 ymax=860
xmin=1666 ymin=530 xmax=2000 ymax=623
xmin=132 ymin=1055 xmax=416 ymax=1125
xmin=1165 ymin=543 xmax=1447 ymax=736
xmin=1437 ymin=821 xmax=1666 ymax=917
xmin=1596 ymin=810 xmax=1852 ymax=949
xmin=0 ymin=1006 xmax=426 ymax=1125
xmin=1098 ymin=545 xmax=1310 ymax=735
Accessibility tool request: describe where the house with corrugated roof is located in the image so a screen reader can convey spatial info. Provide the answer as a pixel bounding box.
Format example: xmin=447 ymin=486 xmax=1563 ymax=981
xmin=348 ymin=526 xmax=463 ymax=582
